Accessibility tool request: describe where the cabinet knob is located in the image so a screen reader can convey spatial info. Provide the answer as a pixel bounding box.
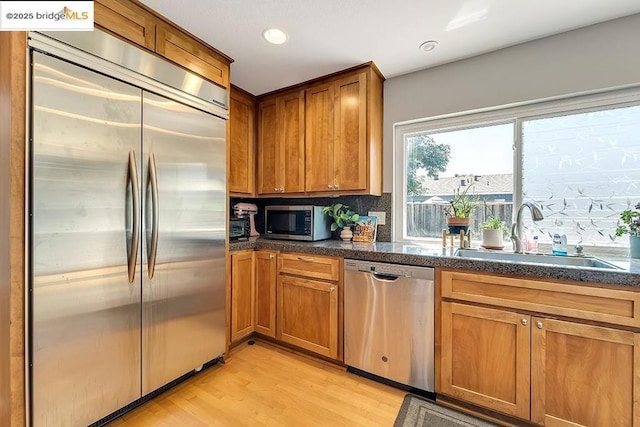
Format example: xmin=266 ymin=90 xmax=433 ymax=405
xmin=536 ymin=321 xmax=543 ymax=329
xmin=269 ymin=254 xmax=275 ymax=259
xmin=521 ymin=318 xmax=528 ymax=326
xmin=274 ymin=187 xmax=278 ymax=192
xmin=334 ymin=184 xmax=339 ymax=189
xmin=329 ymin=287 xmax=335 ymax=293
xmin=327 ymin=184 xmax=332 ymax=189
xmin=281 ymin=187 xmax=285 ymax=192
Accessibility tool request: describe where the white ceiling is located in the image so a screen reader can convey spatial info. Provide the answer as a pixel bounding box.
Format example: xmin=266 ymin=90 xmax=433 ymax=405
xmin=140 ymin=0 xmax=640 ymax=95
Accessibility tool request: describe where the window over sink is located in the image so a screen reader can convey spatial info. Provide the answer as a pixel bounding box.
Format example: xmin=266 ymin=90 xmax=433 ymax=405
xmin=393 ymin=88 xmax=640 ymax=253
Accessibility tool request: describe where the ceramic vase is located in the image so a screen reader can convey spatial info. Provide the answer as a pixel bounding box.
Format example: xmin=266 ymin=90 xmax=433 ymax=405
xmin=481 ymin=229 xmax=504 ymax=249
xmin=630 ymin=235 xmax=640 ymax=259
xmin=340 ymin=226 xmax=353 ymax=241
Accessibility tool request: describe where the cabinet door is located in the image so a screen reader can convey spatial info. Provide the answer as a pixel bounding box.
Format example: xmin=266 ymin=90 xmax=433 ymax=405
xmin=94 ymin=0 xmax=156 ymax=50
xmin=230 ymin=251 xmax=255 ymax=342
xmin=333 ymin=72 xmax=367 ymax=192
xmin=277 ymin=275 xmax=338 ymax=359
xmin=257 ymin=99 xmax=279 ymax=195
xmin=278 ymin=91 xmax=305 ymax=193
xmin=229 ymin=88 xmax=255 ymax=195
xmin=531 ymin=318 xmax=640 ymax=426
xmin=440 ymin=302 xmax=530 ymax=420
xmin=305 ymin=83 xmax=335 ymax=192
xmin=155 ymin=24 xmax=229 ymax=88
xmin=254 ymin=251 xmax=277 ymax=338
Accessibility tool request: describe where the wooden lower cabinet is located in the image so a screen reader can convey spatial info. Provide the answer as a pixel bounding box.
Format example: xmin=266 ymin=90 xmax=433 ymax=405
xmin=230 ymin=251 xmax=255 ymax=343
xmin=441 ymin=299 xmax=640 ymax=426
xmin=277 ymin=275 xmax=338 ymax=359
xmin=254 ymin=250 xmax=277 ymax=338
xmin=531 ymin=318 xmax=640 ymax=426
xmin=440 ymin=302 xmax=531 ymax=420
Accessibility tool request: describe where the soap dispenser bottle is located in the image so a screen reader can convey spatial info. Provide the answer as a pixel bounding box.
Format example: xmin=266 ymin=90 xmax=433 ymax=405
xmin=552 ymin=233 xmax=568 ymax=256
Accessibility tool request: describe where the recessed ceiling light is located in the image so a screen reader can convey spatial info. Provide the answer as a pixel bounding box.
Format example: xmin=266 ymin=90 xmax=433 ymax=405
xmin=263 ymin=28 xmax=288 ymax=45
xmin=419 ymin=40 xmax=438 ymax=52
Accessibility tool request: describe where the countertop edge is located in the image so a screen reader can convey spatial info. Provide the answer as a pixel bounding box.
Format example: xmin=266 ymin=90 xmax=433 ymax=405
xmin=229 ymin=239 xmax=640 ymax=288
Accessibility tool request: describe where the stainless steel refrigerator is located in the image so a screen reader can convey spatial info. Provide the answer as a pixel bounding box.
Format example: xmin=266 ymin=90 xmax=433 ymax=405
xmin=29 ymin=31 xmax=227 ymax=426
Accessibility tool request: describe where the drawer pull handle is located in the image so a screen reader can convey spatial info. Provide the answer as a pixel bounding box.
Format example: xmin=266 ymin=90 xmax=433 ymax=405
xmin=521 ymin=319 xmax=528 ymax=326
xmin=536 ymin=321 xmax=543 ymax=329
xmin=297 ymin=256 xmax=314 ymax=262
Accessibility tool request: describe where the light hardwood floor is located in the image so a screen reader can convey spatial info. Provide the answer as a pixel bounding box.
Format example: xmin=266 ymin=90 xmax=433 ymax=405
xmin=109 ymin=341 xmax=406 ymax=426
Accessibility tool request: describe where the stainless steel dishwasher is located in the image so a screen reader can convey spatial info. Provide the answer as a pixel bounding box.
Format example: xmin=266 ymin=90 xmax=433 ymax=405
xmin=344 ymin=259 xmax=435 ymax=392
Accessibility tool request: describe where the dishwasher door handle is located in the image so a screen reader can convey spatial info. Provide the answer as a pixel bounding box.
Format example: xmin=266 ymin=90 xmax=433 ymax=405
xmin=370 ymin=272 xmax=402 ymax=281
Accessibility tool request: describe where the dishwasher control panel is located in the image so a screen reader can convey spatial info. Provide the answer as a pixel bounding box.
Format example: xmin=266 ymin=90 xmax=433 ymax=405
xmin=344 ymin=259 xmax=434 ymax=280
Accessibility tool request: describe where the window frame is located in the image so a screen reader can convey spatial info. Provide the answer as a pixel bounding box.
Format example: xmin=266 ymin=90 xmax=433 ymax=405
xmin=393 ymin=86 xmax=640 ymax=243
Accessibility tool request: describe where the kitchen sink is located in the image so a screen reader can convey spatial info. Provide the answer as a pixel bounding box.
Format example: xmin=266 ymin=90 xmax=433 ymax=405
xmin=454 ymin=249 xmax=623 ymax=270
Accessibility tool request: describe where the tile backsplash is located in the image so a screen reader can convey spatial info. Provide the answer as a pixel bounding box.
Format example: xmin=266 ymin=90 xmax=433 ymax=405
xmin=230 ymin=193 xmax=392 ymax=242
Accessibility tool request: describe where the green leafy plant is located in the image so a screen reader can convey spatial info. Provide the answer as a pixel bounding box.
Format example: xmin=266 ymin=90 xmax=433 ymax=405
xmin=615 ymin=203 xmax=640 ymax=237
xmin=322 ymin=203 xmax=360 ymax=231
xmin=481 ymin=215 xmax=509 ymax=235
xmin=443 ymin=185 xmax=479 ymax=218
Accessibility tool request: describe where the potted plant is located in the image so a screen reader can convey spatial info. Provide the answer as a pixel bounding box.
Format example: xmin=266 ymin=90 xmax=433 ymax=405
xmin=615 ymin=203 xmax=640 ymax=259
xmin=322 ymin=203 xmax=360 ymax=241
xmin=480 ymin=216 xmax=508 ymax=249
xmin=443 ymin=185 xmax=478 ymax=233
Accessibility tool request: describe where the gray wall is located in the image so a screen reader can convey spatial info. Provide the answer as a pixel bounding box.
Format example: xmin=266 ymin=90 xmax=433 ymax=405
xmin=383 ymin=13 xmax=640 ymax=192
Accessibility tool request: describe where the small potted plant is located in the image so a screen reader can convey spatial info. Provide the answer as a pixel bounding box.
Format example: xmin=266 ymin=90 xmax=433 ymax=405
xmin=322 ymin=203 xmax=360 ymax=241
xmin=615 ymin=202 xmax=640 ymax=259
xmin=480 ymin=216 xmax=508 ymax=249
xmin=443 ymin=185 xmax=478 ymax=233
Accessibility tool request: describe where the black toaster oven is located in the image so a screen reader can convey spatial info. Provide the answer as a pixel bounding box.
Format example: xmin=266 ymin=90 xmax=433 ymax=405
xmin=229 ymin=217 xmax=250 ymax=240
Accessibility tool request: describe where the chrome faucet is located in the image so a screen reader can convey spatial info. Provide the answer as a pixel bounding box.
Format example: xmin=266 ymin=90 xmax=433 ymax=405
xmin=511 ymin=202 xmax=544 ymax=253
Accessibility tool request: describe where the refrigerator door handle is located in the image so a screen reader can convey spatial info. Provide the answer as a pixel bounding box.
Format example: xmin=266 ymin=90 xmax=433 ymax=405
xmin=147 ymin=152 xmax=159 ymax=279
xmin=127 ymin=150 xmax=140 ymax=283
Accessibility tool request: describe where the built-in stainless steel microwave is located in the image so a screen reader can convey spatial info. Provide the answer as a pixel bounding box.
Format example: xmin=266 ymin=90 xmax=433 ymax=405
xmin=265 ymin=205 xmax=332 ymax=241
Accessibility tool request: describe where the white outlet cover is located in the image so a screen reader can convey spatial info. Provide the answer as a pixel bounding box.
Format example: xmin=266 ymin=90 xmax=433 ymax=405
xmin=368 ymin=211 xmax=386 ymax=226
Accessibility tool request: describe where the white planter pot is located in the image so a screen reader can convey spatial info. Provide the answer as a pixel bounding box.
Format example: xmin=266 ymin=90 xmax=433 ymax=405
xmin=630 ymin=235 xmax=640 ymax=259
xmin=340 ymin=226 xmax=353 ymax=241
xmin=481 ymin=229 xmax=504 ymax=249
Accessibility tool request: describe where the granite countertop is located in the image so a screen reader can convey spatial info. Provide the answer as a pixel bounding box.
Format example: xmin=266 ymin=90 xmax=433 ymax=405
xmin=230 ymin=238 xmax=640 ymax=287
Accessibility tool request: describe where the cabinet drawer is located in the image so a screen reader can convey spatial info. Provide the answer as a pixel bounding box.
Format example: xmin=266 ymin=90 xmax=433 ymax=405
xmin=156 ymin=24 xmax=229 ymax=88
xmin=441 ymin=270 xmax=640 ymax=328
xmin=94 ymin=0 xmax=156 ymax=50
xmin=278 ymin=253 xmax=340 ymax=281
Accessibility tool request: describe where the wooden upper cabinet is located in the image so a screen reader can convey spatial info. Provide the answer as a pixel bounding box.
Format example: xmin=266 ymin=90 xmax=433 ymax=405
xmin=305 ymin=82 xmax=335 ymax=192
xmin=305 ymin=66 xmax=382 ymax=195
xmin=257 ymin=90 xmax=305 ymax=195
xmin=94 ymin=0 xmax=156 ymax=50
xmin=94 ymin=1 xmax=232 ymax=89
xmin=257 ymin=99 xmax=279 ymax=194
xmin=333 ymin=72 xmax=367 ymax=192
xmin=531 ymin=318 xmax=640 ymax=426
xmin=155 ymin=24 xmax=230 ymax=88
xmin=279 ymin=92 xmax=305 ymax=194
xmin=229 ymin=87 xmax=255 ymax=195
